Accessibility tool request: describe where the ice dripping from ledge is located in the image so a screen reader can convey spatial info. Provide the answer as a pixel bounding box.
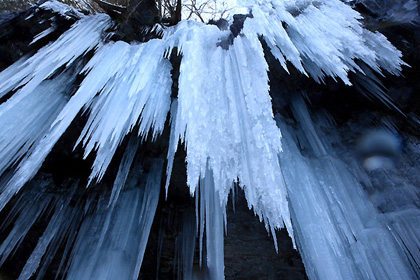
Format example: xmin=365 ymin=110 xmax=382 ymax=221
xmin=0 ymin=14 xmax=112 ymax=211
xmin=164 ymin=21 xmax=292 ymax=247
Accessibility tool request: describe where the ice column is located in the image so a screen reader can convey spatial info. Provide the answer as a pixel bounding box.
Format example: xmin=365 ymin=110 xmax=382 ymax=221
xmin=199 ymin=167 xmax=225 ymax=280
xmin=164 ymin=21 xmax=292 ymax=245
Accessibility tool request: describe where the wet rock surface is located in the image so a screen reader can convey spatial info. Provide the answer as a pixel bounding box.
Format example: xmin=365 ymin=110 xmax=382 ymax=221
xmin=224 ymin=190 xmax=307 ymax=280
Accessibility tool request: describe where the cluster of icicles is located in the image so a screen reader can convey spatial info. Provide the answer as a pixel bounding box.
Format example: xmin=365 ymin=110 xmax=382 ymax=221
xmin=0 ymin=0 xmax=418 ymax=279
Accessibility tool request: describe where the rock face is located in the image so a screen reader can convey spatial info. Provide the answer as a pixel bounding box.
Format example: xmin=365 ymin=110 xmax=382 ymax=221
xmin=0 ymin=6 xmax=77 ymax=71
xmin=224 ymin=190 xmax=307 ymax=280
xmin=115 ymin=0 xmax=161 ymax=42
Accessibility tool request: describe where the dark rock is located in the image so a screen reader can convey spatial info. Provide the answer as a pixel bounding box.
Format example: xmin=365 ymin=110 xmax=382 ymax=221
xmin=0 ymin=4 xmax=78 ymax=71
xmin=224 ymin=189 xmax=308 ymax=280
xmin=114 ymin=0 xmax=161 ymax=42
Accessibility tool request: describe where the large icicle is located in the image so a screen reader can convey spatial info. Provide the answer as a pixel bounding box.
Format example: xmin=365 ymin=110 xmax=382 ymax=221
xmin=0 ymin=14 xmax=110 ymax=102
xmin=276 ymin=97 xmax=416 ymax=279
xmin=66 ymin=160 xmax=163 ymax=280
xmin=74 ymin=39 xmax=172 ymax=184
xmin=0 ymin=17 xmax=172 ymax=211
xmin=165 ymin=21 xmax=292 ymax=244
xmin=108 ymin=134 xmax=140 ymax=207
xmin=199 ymin=167 xmax=225 ymax=280
xmin=0 ymin=14 xmax=112 ymax=211
xmin=0 ymin=72 xmax=69 ymax=176
xmin=243 ymin=0 xmax=406 ymax=84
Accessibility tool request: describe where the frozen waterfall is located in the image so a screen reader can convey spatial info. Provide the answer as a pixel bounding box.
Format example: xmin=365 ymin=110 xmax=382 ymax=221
xmin=0 ymin=0 xmax=418 ymax=279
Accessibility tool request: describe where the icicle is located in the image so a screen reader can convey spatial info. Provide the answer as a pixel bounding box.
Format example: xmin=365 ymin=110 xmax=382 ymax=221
xmin=173 ymin=210 xmax=196 ymax=280
xmin=181 ymin=211 xmax=196 ymax=280
xmin=132 ymin=160 xmax=163 ymax=280
xmin=243 ymin=0 xmax=406 ymax=84
xmin=276 ymin=98 xmax=417 ymax=279
xmin=0 ymin=14 xmax=112 ymax=212
xmin=199 ymin=179 xmax=205 ymax=268
xmin=66 ymin=160 xmax=163 ymax=280
xmin=0 ymin=192 xmax=53 ymax=266
xmin=0 ymin=14 xmax=111 ymax=102
xmin=30 ymin=26 xmax=56 ymax=45
xmin=17 ymin=211 xmax=61 ymax=280
xmin=73 ymin=39 xmax=172 ymax=184
xmin=51 ymin=205 xmax=84 ymax=280
xmin=174 ymin=235 xmax=180 ymax=280
xmin=17 ymin=181 xmax=79 ymax=280
xmin=199 ymin=167 xmax=225 ymax=280
xmin=0 ymin=72 xmax=70 ymax=177
xmin=165 ymin=99 xmax=178 ymax=197
xmin=0 ymin=17 xmax=172 ymax=211
xmin=164 ymin=20 xmax=292 ymax=246
xmin=155 ymin=223 xmax=165 ymax=280
xmin=351 ymin=63 xmax=405 ymax=115
xmin=290 ymin=97 xmax=327 ymax=157
xmin=108 ymin=134 xmax=140 ymax=207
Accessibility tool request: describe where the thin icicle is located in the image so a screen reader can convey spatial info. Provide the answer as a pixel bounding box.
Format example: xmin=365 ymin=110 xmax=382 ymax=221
xmin=17 ymin=181 xmax=78 ymax=280
xmin=165 ymin=99 xmax=178 ymax=197
xmin=181 ymin=211 xmax=196 ymax=280
xmin=132 ymin=160 xmax=163 ymax=280
xmin=0 ymin=192 xmax=53 ymax=266
xmin=199 ymin=167 xmax=225 ymax=280
xmin=30 ymin=26 xmax=56 ymax=45
xmin=108 ymin=134 xmax=141 ymax=207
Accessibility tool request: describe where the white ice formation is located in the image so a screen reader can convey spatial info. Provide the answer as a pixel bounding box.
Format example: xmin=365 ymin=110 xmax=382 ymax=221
xmin=164 ymin=20 xmax=292 ymax=246
xmin=0 ymin=0 xmax=418 ymax=280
